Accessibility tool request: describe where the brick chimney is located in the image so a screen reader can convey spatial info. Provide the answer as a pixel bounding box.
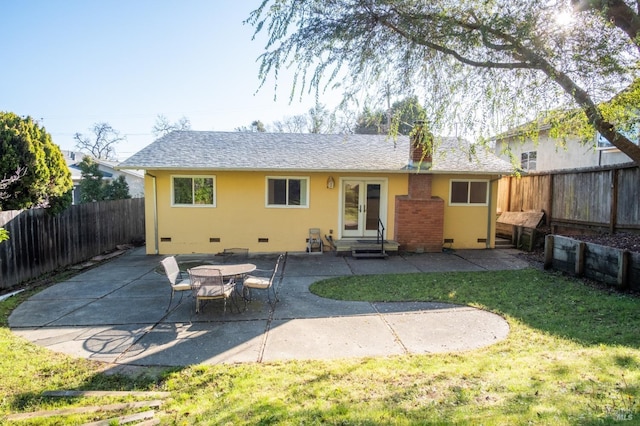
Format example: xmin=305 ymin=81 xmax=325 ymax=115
xmin=394 ymin=120 xmax=444 ymax=253
xmin=410 ymin=121 xmax=433 ymax=167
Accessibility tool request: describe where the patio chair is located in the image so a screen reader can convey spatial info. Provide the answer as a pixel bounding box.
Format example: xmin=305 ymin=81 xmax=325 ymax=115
xmin=307 ymin=228 xmax=323 ymax=254
xmin=242 ymin=253 xmax=285 ymax=307
xmin=188 ymin=268 xmax=237 ymax=314
xmin=160 ymin=256 xmax=192 ymax=311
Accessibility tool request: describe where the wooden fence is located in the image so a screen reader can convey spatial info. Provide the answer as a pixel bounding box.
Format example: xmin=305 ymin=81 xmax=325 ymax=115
xmin=497 ymin=163 xmax=639 ymax=233
xmin=0 ymin=198 xmax=145 ymax=290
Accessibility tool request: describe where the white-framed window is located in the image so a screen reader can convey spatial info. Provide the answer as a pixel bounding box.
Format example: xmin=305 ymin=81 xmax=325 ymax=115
xmin=171 ymin=175 xmax=216 ymax=207
xmin=266 ymin=176 xmax=309 ymax=208
xmin=520 ymin=151 xmax=537 ymax=171
xmin=449 ymin=180 xmax=489 ymax=206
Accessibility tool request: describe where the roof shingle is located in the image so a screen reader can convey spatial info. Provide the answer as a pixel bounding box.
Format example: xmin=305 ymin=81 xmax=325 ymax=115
xmin=117 ymin=131 xmax=513 ymax=175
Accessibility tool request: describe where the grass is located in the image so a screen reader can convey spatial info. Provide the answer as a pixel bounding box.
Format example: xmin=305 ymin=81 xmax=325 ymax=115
xmin=1 ymin=268 xmax=639 ymax=425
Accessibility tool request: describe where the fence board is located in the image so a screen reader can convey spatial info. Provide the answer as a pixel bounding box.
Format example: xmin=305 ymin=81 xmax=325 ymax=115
xmin=617 ymin=167 xmax=640 ymax=228
xmin=0 ymin=198 xmax=144 ymax=290
xmin=497 ymin=164 xmax=638 ymax=233
xmin=554 ymin=171 xmax=611 ymax=224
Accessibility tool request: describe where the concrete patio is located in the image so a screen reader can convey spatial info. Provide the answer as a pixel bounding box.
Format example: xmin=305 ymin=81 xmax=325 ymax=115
xmin=8 ymin=247 xmax=529 ymax=368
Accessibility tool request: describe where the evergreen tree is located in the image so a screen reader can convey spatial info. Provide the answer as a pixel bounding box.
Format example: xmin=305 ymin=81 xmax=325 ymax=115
xmin=105 ymin=175 xmax=131 ymax=200
xmin=78 ymin=157 xmax=105 ymax=203
xmin=0 ymin=112 xmax=72 ymax=212
xmin=78 ymin=156 xmax=131 ymax=202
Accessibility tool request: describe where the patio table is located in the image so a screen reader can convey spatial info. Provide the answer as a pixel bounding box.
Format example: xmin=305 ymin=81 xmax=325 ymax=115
xmin=191 ymin=263 xmax=256 ymax=278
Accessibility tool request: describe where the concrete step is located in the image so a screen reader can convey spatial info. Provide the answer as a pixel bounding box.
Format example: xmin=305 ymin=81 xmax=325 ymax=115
xmin=352 ymin=249 xmax=389 ymax=259
xmin=494 ymin=237 xmax=515 ymax=249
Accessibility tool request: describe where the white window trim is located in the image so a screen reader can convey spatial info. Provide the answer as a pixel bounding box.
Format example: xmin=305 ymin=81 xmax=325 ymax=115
xmin=449 ymin=179 xmax=489 ymax=206
xmin=265 ymin=176 xmax=310 ymax=208
xmin=596 ymin=129 xmax=639 ymax=151
xmin=520 ymin=151 xmax=537 ymax=171
xmin=171 ymin=175 xmax=216 ymax=207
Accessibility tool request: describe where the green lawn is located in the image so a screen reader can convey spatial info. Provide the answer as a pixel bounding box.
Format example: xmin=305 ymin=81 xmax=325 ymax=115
xmin=1 ymin=268 xmax=639 ymax=425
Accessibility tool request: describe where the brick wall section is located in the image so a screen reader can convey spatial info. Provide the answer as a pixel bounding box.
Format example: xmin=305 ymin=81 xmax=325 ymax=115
xmin=395 ymin=173 xmax=445 ymax=253
xmin=394 ymin=196 xmax=445 ymax=252
xmin=408 ymin=174 xmax=432 ymax=199
xmin=393 ymin=131 xmax=445 ymax=253
xmin=411 ymin=144 xmax=432 ymax=164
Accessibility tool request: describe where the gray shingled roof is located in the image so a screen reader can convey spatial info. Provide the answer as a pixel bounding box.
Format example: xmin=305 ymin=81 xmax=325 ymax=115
xmin=117 ymin=131 xmax=513 ymax=175
xmin=431 ymin=138 xmax=514 ymax=174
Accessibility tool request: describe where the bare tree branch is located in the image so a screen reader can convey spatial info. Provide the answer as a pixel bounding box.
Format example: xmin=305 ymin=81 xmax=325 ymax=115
xmin=152 ymin=114 xmax=192 ymax=138
xmin=0 ymin=167 xmax=27 ymax=201
xmin=74 ymin=123 xmax=125 ymax=160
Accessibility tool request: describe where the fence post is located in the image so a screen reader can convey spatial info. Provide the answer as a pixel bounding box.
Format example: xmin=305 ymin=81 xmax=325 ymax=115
xmin=575 ymin=242 xmax=585 ymax=277
xmin=618 ymin=250 xmax=630 ymax=289
xmin=544 ymin=234 xmax=554 ymax=269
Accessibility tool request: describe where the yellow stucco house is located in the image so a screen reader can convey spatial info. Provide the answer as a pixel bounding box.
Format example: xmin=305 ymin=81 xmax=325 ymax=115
xmin=117 ymin=131 xmax=513 ymax=255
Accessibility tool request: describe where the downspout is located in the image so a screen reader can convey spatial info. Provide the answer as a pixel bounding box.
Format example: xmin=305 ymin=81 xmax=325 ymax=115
xmin=487 ymin=176 xmax=503 ymax=249
xmin=146 ymin=173 xmax=159 ymax=255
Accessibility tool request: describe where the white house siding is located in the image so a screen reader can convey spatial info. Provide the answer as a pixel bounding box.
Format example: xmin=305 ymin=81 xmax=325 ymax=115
xmin=495 ymin=130 xmax=634 ymax=172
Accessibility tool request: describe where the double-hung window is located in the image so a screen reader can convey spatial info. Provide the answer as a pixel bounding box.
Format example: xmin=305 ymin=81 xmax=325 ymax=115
xmin=450 ymin=180 xmax=488 ymax=206
xmin=172 ymin=176 xmax=216 ymax=207
xmin=266 ymin=176 xmax=309 ymax=207
xmin=520 ymin=151 xmax=537 ymax=171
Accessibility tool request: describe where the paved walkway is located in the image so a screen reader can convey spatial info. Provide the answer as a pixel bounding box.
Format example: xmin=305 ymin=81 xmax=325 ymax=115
xmin=8 ymin=248 xmax=529 ymax=368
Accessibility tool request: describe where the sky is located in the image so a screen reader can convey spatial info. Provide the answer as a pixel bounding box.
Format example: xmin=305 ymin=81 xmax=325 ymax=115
xmin=1 ymin=1 xmax=340 ymax=160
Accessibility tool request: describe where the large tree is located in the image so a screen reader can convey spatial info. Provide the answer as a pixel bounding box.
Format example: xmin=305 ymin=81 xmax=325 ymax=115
xmin=270 ymin=102 xmax=337 ymax=133
xmin=307 ymin=102 xmax=336 ymax=133
xmin=271 ymin=114 xmax=309 ymax=133
xmin=77 ymin=156 xmax=131 ymax=203
xmin=355 ymin=96 xmax=427 ymax=135
xmin=74 ymin=122 xmax=125 ymax=160
xmin=152 ymin=114 xmax=192 ymax=138
xmin=235 ymin=120 xmax=267 ymax=132
xmin=0 ymin=112 xmax=72 ymax=212
xmin=248 ymin=0 xmax=640 ymax=164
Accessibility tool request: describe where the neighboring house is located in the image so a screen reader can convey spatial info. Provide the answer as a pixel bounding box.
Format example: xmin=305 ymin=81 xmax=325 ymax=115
xmin=62 ymin=150 xmax=145 ymax=203
xmin=493 ymin=123 xmax=636 ymax=172
xmin=117 ymin=131 xmax=513 ymax=255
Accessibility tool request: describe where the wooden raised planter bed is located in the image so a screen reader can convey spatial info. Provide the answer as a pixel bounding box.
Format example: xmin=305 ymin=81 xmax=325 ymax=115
xmin=544 ymin=235 xmax=639 ymax=291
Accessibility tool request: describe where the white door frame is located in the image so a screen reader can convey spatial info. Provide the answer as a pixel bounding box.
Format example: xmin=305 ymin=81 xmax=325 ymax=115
xmin=338 ymin=177 xmax=388 ymax=239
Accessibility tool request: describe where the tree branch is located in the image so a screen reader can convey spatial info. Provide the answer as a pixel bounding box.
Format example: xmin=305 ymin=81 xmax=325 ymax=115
xmin=373 ymin=13 xmax=533 ymax=69
xmin=378 ymin=5 xmax=640 ymax=164
xmin=531 ymin=51 xmax=640 ymax=163
xmin=572 ymin=0 xmax=640 ymax=50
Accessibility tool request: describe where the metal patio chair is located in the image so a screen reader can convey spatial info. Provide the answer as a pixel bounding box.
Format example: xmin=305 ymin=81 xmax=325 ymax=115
xmin=160 ymin=256 xmax=192 ymax=311
xmin=242 ymin=253 xmax=285 ymax=307
xmin=188 ymin=268 xmax=237 ymax=314
xmin=307 ymin=228 xmax=323 ymax=253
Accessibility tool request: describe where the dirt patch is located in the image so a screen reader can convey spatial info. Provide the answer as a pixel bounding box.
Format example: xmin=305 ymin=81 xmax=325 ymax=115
xmin=566 ymin=232 xmax=640 ymax=254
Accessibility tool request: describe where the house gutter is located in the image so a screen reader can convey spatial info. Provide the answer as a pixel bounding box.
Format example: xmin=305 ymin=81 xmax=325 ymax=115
xmin=146 ymin=172 xmax=159 ymax=255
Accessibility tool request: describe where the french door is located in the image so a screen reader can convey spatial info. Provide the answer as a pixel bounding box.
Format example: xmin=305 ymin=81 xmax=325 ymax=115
xmin=341 ymin=179 xmax=386 ymax=238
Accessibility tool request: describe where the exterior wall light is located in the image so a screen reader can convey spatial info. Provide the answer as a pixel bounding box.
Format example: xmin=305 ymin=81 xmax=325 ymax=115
xmin=326 ymin=176 xmax=335 ymax=189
